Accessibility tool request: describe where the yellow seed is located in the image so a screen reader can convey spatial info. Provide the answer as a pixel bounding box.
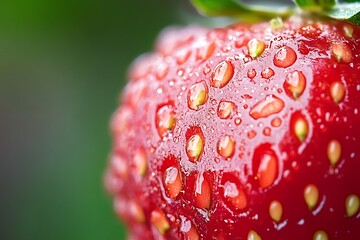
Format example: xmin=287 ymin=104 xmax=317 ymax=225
xmin=304 ymin=184 xmax=319 ymax=210
xmin=313 ymin=230 xmax=328 ymax=240
xmin=270 ymin=17 xmax=284 ymax=31
xmin=330 ymin=81 xmax=345 ymax=104
xmin=294 ymin=118 xmax=308 ymax=142
xmin=247 ymin=39 xmax=266 ymax=59
xmin=151 ymin=209 xmax=170 ymax=236
xmin=248 ymin=230 xmax=262 ymax=240
xmin=327 ymin=140 xmax=341 ymax=166
xmin=269 ymin=200 xmax=283 ymax=222
xmin=345 ymin=194 xmax=360 ymax=217
xmin=186 ymin=134 xmax=204 ymax=162
xmin=343 ymin=25 xmax=354 ymax=38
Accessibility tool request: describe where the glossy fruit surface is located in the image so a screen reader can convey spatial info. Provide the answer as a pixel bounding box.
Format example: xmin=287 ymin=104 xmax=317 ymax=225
xmin=105 ymin=19 xmax=360 ymax=239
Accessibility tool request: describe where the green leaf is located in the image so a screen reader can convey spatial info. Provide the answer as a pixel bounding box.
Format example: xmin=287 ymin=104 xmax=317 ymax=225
xmin=190 ymin=0 xmax=293 ymax=21
xmin=325 ymin=3 xmax=360 ymax=25
xmin=293 ymin=0 xmax=337 ymax=10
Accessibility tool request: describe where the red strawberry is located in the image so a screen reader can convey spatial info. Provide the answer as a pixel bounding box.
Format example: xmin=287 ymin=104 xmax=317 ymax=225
xmin=105 ymin=1 xmax=360 ymax=239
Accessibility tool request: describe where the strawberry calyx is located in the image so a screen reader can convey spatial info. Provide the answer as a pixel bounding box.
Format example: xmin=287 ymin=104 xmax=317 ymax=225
xmin=191 ymin=0 xmax=360 ymax=25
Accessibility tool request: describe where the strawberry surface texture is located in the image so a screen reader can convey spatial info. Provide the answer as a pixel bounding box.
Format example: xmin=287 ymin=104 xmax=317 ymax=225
xmin=105 ymin=18 xmax=360 ymax=240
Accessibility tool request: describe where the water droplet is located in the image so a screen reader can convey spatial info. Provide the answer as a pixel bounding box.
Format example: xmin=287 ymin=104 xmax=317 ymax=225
xmin=291 ymin=112 xmax=309 ymax=142
xmin=273 ymin=46 xmax=297 ymax=68
xmin=313 ymin=230 xmax=328 ymax=240
xmin=163 ymin=166 xmax=182 ymax=198
xmin=234 ymin=117 xmax=242 ymax=126
xmin=194 ymin=173 xmax=212 ymax=210
xmin=330 ymin=81 xmax=345 ymax=104
xmin=156 ymin=63 xmax=169 ymax=80
xmin=176 ymin=49 xmax=191 ymax=65
xmin=252 ymin=144 xmax=279 ymax=188
xmin=235 ymin=37 xmax=248 ymax=48
xmin=151 ymin=209 xmax=170 ymax=236
xmin=129 ymin=200 xmax=145 ymax=223
xmin=331 ymin=42 xmax=352 ymax=63
xmin=217 ymin=101 xmax=236 ymax=119
xmin=217 ymin=135 xmax=235 ymax=158
xmin=111 ymin=155 xmax=129 ymax=179
xmin=186 ymin=127 xmax=205 ymax=163
xmin=263 ymin=127 xmax=271 ymax=136
xmin=180 ymin=217 xmax=199 ymax=240
xmin=196 ymin=41 xmax=215 ymax=61
xmin=187 ymin=81 xmax=209 ymax=111
xmin=156 ymin=104 xmax=176 ymax=138
xmin=271 ymin=117 xmax=282 ymax=127
xmin=247 ymin=39 xmax=266 ymax=58
xmin=221 ymin=173 xmax=247 ymax=212
xmin=247 ymin=130 xmax=257 ymax=139
xmin=343 ymin=24 xmax=354 ymax=38
xmin=269 ymin=200 xmax=283 ymax=222
xmin=283 ymin=71 xmax=306 ymax=99
xmin=247 ymin=68 xmax=257 ymax=78
xmin=248 ymin=230 xmax=261 ymax=240
xmin=327 ymin=140 xmax=341 ymax=166
xmin=346 ymin=194 xmax=359 ymax=217
xmin=304 ymin=184 xmax=319 ymax=210
xmin=261 ymin=67 xmax=275 ymax=79
xmin=133 ymin=148 xmax=147 ymax=177
xmin=249 ymin=95 xmax=285 ymax=120
xmin=211 ymin=61 xmax=235 ymax=88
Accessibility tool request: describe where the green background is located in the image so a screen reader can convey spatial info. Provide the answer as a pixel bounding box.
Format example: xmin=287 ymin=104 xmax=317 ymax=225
xmin=0 ymin=0 xmax=190 ymax=239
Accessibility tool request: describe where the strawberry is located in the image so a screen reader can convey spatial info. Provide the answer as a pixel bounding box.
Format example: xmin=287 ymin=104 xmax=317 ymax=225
xmin=105 ymin=1 xmax=360 ymax=239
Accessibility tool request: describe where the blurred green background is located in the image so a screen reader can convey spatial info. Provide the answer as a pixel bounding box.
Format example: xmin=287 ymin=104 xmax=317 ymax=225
xmin=0 ymin=0 xmax=190 ymax=239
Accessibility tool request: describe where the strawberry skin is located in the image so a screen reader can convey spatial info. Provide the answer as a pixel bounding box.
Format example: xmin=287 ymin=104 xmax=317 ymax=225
xmin=105 ymin=19 xmax=360 ymax=239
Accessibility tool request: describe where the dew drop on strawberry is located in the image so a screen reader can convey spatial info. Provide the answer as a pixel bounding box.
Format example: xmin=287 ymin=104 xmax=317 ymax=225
xmin=163 ymin=166 xmax=182 ymax=198
xmin=283 ymin=70 xmax=306 ymax=99
xmin=110 ymin=155 xmax=129 ymax=179
xmin=194 ymin=172 xmax=212 ymax=210
xmin=261 ymin=67 xmax=275 ymax=79
xmin=217 ymin=101 xmax=236 ymax=119
xmin=331 ymin=42 xmax=353 ymax=63
xmin=155 ymin=62 xmax=169 ymax=80
xmin=196 ymin=41 xmax=215 ymax=61
xmin=150 ymin=209 xmax=170 ymax=236
xmin=211 ymin=60 xmax=234 ymax=88
xmin=128 ymin=200 xmax=145 ymax=223
xmin=221 ymin=173 xmax=247 ymax=212
xmin=186 ymin=126 xmax=205 ymax=163
xmin=187 ymin=81 xmax=209 ymax=111
xmin=176 ymin=48 xmax=192 ymax=65
xmin=217 ymin=135 xmax=235 ymax=159
xmin=273 ymin=46 xmax=297 ymax=68
xmin=247 ymin=68 xmax=257 ymax=79
xmin=234 ymin=117 xmax=242 ymax=126
xmin=263 ymin=126 xmax=271 ymax=136
xmin=247 ymin=130 xmax=257 ymax=139
xmin=155 ymin=104 xmax=176 ymax=138
xmin=132 ymin=148 xmax=147 ymax=177
xmin=249 ymin=94 xmax=285 ymax=120
xmin=180 ymin=216 xmax=199 ymax=240
xmin=252 ymin=144 xmax=279 ymax=188
xmin=271 ymin=117 xmax=282 ymax=127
